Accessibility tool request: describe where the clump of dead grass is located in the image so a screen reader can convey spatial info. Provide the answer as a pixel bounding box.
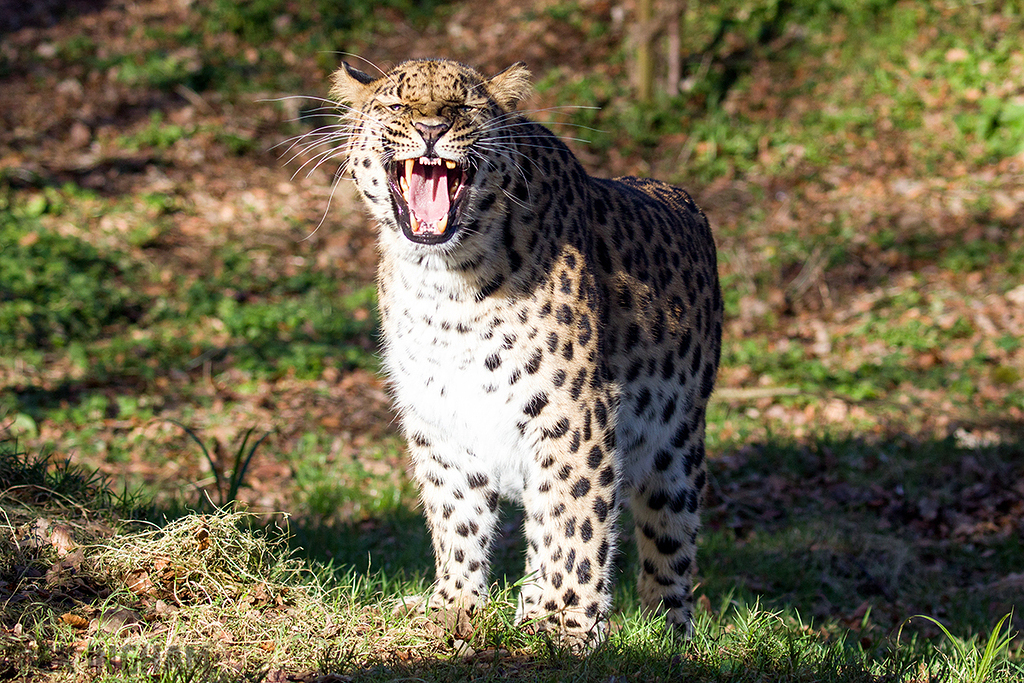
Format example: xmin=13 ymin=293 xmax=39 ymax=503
xmin=94 ymin=512 xmax=299 ymax=609
xmin=79 ymin=510 xmax=512 ymax=680
xmin=0 ymin=434 xmax=466 ymax=681
xmin=79 ymin=511 xmax=325 ymax=679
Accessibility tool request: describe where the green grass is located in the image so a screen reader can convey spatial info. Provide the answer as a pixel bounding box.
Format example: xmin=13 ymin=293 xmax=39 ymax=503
xmin=52 ymin=0 xmax=453 ymax=94
xmin=0 ymin=182 xmax=377 ymax=387
xmin=2 ymin=438 xmax=1021 ymax=681
xmin=903 ymin=612 xmax=1018 ymax=683
xmin=0 ymin=192 xmax=148 ymax=351
xmin=537 ymin=0 xmax=1024 ymax=182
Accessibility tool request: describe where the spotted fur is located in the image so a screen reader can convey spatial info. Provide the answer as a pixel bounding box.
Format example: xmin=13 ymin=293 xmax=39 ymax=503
xmin=330 ymin=59 xmax=722 ymax=648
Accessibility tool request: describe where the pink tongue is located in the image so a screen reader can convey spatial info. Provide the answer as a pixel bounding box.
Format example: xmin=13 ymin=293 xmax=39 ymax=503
xmin=409 ymin=163 xmax=450 ymax=227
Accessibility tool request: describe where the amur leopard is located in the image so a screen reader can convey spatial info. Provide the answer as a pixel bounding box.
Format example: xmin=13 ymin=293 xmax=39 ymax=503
xmin=330 ymin=58 xmax=722 ymax=647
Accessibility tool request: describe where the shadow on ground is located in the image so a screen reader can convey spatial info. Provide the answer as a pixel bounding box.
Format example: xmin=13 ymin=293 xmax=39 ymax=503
xmin=286 ymin=428 xmax=1023 ymax=649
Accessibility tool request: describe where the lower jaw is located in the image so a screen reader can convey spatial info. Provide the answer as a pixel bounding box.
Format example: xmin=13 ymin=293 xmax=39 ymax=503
xmin=390 ymin=189 xmax=464 ymax=245
xmin=397 ymin=212 xmax=459 ymax=245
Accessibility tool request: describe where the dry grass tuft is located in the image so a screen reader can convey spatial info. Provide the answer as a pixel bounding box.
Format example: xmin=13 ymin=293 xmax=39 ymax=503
xmin=94 ymin=512 xmax=299 ymax=609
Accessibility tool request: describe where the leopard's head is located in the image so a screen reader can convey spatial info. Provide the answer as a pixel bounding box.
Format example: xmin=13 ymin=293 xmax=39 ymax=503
xmin=331 ymin=59 xmax=532 ymax=248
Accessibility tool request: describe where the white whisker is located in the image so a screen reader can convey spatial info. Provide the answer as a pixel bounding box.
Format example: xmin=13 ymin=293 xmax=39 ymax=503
xmin=300 ymin=163 xmax=349 ymax=242
xmin=260 ymin=94 xmax=339 ymax=107
xmin=272 ymin=127 xmax=354 ymax=155
xmin=305 ymin=149 xmax=350 ymax=179
xmin=290 ymin=143 xmax=347 ymax=179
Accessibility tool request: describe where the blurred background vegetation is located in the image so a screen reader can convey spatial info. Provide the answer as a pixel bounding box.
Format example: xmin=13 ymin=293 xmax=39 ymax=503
xmin=0 ymin=0 xmax=1021 ymax=676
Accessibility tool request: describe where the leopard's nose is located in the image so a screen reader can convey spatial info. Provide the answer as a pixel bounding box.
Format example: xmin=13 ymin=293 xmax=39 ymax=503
xmin=414 ymin=121 xmax=451 ymax=151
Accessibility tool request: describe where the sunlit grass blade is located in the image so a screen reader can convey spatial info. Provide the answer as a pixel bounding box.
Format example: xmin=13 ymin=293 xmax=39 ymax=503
xmin=900 ymin=612 xmax=1017 ymax=683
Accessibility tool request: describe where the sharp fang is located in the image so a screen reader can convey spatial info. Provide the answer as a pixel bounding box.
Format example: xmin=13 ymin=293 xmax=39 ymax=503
xmin=436 ymin=212 xmax=448 ymax=235
xmin=410 ymin=213 xmax=421 ymax=234
xmin=404 ymin=158 xmax=414 ymax=180
xmin=399 ymin=174 xmax=410 ymax=196
xmin=444 ymin=159 xmax=456 ymax=169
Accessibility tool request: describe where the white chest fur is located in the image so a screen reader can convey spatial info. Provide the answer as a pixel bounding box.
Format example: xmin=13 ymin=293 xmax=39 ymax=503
xmin=379 ymin=258 xmax=534 ymax=500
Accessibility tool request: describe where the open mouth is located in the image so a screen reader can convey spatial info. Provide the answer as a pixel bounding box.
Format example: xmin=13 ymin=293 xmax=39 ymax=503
xmin=389 ymin=156 xmax=471 ymax=245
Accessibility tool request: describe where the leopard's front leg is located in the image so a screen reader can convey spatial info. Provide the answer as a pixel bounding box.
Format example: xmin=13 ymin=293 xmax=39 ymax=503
xmin=516 ymin=395 xmax=620 ymax=650
xmin=408 ymin=430 xmax=500 ymax=622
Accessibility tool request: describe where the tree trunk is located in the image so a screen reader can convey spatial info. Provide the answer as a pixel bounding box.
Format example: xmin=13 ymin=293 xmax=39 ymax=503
xmin=666 ymin=0 xmax=687 ymax=96
xmin=637 ymin=0 xmax=654 ymax=103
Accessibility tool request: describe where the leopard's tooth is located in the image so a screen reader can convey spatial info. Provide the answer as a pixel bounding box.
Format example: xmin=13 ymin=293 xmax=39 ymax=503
xmin=444 ymin=159 xmax=456 ymax=170
xmin=404 ymin=158 xmax=415 ymax=180
xmin=436 ymin=213 xmax=448 ymax=235
xmin=410 ymin=213 xmax=421 ymax=234
xmin=399 ymin=174 xmax=410 ymax=196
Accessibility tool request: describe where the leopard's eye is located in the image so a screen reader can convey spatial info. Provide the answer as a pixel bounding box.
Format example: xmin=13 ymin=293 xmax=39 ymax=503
xmin=388 ymin=103 xmax=404 ymax=112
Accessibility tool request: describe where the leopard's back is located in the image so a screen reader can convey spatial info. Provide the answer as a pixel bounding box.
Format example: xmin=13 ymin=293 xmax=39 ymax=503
xmin=590 ymin=176 xmax=722 ymax=479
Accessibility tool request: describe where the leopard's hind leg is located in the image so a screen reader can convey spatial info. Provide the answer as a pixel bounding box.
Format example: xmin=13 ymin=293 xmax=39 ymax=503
xmin=629 ymin=410 xmax=708 ymax=637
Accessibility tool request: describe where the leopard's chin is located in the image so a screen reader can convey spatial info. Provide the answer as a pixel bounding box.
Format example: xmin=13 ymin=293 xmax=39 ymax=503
xmin=388 ymin=156 xmax=473 ymax=245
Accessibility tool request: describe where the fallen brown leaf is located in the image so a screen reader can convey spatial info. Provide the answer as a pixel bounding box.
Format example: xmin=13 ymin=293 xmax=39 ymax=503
xmin=60 ymin=613 xmax=89 ymax=629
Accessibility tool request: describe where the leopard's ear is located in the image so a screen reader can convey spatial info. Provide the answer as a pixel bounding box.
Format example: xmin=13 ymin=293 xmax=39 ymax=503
xmin=487 ymin=62 xmax=532 ymax=111
xmin=330 ymin=61 xmax=376 ymax=106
